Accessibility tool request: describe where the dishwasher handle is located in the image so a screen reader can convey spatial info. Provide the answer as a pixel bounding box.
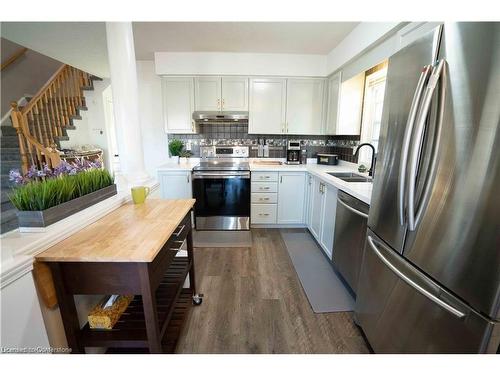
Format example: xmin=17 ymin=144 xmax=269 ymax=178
xmin=337 ymin=196 xmax=368 ymax=219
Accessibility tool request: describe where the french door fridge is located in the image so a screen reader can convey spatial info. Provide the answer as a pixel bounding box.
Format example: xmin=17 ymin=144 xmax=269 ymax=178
xmin=355 ymin=23 xmax=500 ymax=353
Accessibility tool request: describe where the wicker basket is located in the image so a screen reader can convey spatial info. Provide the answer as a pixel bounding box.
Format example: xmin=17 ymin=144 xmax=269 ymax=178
xmin=88 ymin=295 xmax=133 ymax=330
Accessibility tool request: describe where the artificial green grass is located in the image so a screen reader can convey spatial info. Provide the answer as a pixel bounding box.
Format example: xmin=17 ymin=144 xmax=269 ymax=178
xmin=9 ymin=168 xmax=114 ymax=211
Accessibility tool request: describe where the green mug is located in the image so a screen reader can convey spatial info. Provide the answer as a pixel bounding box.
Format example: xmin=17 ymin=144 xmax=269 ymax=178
xmin=131 ymin=186 xmax=150 ymax=204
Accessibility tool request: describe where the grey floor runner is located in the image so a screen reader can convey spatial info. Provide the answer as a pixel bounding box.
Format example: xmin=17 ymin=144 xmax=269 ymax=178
xmin=280 ymin=229 xmax=355 ymax=313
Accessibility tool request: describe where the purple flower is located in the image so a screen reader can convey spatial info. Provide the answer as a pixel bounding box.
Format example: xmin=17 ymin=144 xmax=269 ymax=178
xmin=9 ymin=169 xmax=24 ymax=185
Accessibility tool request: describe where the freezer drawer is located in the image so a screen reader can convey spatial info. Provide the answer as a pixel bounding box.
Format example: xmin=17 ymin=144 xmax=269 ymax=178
xmin=355 ymin=229 xmax=499 ymax=353
xmin=332 ymin=191 xmax=369 ymax=294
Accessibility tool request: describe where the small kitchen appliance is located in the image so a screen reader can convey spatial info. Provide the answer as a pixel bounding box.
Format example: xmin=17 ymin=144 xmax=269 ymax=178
xmin=317 ymin=153 xmax=339 ymax=165
xmin=286 ymin=141 xmax=301 ymax=164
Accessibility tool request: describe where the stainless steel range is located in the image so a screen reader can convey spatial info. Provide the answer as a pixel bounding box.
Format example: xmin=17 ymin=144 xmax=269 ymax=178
xmin=192 ymin=146 xmax=250 ymax=231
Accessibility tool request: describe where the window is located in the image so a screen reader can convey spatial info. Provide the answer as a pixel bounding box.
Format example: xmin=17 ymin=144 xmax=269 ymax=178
xmin=358 ymin=61 xmax=388 ymax=166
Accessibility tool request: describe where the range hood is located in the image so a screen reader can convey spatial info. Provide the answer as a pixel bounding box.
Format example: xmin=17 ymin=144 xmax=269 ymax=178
xmin=192 ymin=111 xmax=248 ymax=122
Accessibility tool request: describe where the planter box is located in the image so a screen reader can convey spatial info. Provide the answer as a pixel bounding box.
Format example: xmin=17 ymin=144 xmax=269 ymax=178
xmin=17 ymin=184 xmax=117 ymax=228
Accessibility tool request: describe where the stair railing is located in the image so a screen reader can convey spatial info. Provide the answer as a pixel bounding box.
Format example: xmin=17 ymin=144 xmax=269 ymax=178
xmin=9 ymin=64 xmax=93 ymax=174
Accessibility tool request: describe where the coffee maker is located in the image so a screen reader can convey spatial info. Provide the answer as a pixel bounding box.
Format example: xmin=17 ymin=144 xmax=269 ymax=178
xmin=286 ymin=140 xmax=301 ymax=164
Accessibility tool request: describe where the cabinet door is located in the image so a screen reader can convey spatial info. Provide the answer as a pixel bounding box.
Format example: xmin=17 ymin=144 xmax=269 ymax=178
xmin=286 ymin=79 xmax=325 ymax=135
xmin=277 ymin=172 xmax=306 ymax=224
xmin=162 ymin=77 xmax=195 ymax=134
xmin=309 ymin=176 xmax=324 ymax=241
xmin=159 ymin=172 xmax=192 ymax=199
xmin=325 ymin=72 xmax=342 ymax=135
xmin=319 ymin=183 xmax=338 ymax=259
xmin=195 ymin=77 xmax=222 ymax=111
xmin=221 ymin=77 xmax=249 ymax=111
xmin=249 ymin=78 xmax=286 ymax=134
xmin=337 ymin=73 xmax=365 ymax=135
xmin=304 ymin=173 xmax=313 ymax=226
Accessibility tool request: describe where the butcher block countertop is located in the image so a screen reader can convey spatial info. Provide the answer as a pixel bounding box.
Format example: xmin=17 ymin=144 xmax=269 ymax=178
xmin=36 ymin=199 xmax=195 ymax=263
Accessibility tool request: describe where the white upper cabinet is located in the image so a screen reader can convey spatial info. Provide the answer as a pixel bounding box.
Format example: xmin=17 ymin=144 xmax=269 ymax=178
xmin=285 ymin=78 xmax=325 ymax=135
xmin=194 ymin=77 xmax=222 ymax=111
xmin=249 ymin=78 xmax=287 ymax=134
xmin=162 ymin=77 xmax=196 ymax=134
xmin=195 ymin=76 xmax=249 ymax=111
xmin=336 ymin=72 xmax=365 ymax=135
xmin=221 ymin=77 xmax=249 ymax=111
xmin=325 ymin=72 xmax=342 ymax=135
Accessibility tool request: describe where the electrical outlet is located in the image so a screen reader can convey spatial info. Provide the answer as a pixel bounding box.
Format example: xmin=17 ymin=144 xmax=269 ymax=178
xmin=186 ymin=141 xmax=192 ymax=151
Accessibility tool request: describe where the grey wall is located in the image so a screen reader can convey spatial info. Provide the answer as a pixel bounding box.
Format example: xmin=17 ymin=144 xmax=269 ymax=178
xmin=1 ymin=38 xmax=63 ymax=117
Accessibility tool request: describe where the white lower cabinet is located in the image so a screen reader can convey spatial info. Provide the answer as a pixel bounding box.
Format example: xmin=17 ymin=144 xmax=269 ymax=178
xmin=251 ymin=171 xmax=306 ymax=225
xmin=277 ymin=172 xmax=306 ymax=224
xmin=251 ymin=204 xmax=277 ymax=224
xmin=158 ymin=171 xmax=192 ymax=199
xmin=319 ymin=183 xmax=338 ymax=258
xmin=307 ymin=173 xmax=338 ymax=258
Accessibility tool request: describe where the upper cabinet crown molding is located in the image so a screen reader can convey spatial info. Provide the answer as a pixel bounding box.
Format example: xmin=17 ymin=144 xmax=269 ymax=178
xmin=194 ymin=76 xmax=249 ymax=112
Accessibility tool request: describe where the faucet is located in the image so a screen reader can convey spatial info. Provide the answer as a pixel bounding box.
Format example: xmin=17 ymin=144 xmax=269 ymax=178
xmin=354 ymin=143 xmax=376 ymax=177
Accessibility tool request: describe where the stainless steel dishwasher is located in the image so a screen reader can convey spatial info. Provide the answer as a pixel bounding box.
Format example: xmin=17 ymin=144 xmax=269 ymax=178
xmin=332 ymin=190 xmax=369 ymax=295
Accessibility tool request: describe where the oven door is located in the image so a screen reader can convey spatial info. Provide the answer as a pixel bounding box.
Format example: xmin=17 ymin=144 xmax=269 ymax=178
xmin=192 ymin=171 xmax=251 ymax=230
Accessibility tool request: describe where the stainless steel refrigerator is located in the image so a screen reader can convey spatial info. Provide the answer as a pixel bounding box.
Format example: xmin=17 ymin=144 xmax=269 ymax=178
xmin=355 ymin=23 xmax=500 ymax=353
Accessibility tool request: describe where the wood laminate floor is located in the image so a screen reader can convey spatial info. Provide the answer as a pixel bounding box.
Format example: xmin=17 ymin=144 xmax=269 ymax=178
xmin=176 ymin=228 xmax=371 ymax=354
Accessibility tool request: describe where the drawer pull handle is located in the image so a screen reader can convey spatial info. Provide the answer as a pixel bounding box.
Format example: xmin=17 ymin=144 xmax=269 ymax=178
xmin=260 ymin=187 xmax=270 ymax=190
xmin=173 ymin=225 xmax=185 ymax=237
xmin=169 ymin=240 xmax=185 ymax=252
xmin=260 ymin=198 xmax=270 ymax=201
xmin=259 ymin=213 xmax=270 ymax=216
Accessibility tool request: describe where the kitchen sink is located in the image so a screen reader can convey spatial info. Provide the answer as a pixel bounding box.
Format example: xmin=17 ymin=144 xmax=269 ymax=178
xmin=327 ymin=172 xmax=372 ymax=182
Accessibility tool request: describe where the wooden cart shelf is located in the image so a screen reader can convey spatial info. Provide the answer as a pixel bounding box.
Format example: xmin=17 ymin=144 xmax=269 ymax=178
xmin=81 ymin=257 xmax=192 ymax=349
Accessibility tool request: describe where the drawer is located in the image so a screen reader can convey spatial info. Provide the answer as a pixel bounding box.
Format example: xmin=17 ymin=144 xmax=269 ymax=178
xmin=251 ymin=182 xmax=278 ymax=193
xmin=251 ymin=192 xmax=278 ymax=204
xmin=251 ymin=172 xmax=278 ymax=182
xmin=251 ymin=204 xmax=277 ymax=224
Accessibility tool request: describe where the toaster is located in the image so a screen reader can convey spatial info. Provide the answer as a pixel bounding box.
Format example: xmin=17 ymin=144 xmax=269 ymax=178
xmin=317 ymin=153 xmax=339 ymax=165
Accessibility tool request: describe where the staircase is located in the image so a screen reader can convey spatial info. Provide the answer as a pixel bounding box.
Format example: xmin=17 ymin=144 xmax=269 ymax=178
xmin=1 ymin=64 xmax=101 ymax=234
xmin=1 ymin=116 xmax=22 ymax=233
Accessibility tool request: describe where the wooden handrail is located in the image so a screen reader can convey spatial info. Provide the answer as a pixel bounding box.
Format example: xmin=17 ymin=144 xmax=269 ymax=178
xmin=1 ymin=47 xmax=28 ymax=71
xmin=21 ymin=64 xmax=66 ymax=114
xmin=10 ymin=63 xmax=93 ymax=173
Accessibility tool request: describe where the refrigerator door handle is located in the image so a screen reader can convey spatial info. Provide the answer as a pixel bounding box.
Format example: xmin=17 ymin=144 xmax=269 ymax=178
xmin=398 ymin=65 xmax=433 ymax=226
xmin=367 ymin=235 xmax=468 ymax=319
xmin=408 ymin=59 xmax=446 ymax=231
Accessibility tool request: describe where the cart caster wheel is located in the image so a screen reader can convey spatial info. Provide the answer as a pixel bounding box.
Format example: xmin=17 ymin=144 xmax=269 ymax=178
xmin=192 ymin=294 xmax=203 ymax=305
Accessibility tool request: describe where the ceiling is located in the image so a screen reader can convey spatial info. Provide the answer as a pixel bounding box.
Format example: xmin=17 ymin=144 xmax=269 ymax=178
xmin=132 ymin=22 xmax=359 ymax=59
xmin=1 ymin=22 xmax=361 ymax=77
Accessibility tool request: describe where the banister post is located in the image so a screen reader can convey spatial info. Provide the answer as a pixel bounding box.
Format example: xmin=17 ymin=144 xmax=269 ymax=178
xmin=10 ymin=102 xmax=29 ymax=175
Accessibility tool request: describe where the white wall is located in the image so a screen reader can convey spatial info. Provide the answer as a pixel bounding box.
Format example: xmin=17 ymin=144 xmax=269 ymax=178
xmin=59 ymin=79 xmax=114 ymax=172
xmin=155 ymin=52 xmax=327 ymax=77
xmin=326 ymin=22 xmax=403 ymax=76
xmin=1 ymin=22 xmax=109 ymax=78
xmin=137 ymin=60 xmax=170 ymax=177
xmin=0 ymin=272 xmax=50 ymax=350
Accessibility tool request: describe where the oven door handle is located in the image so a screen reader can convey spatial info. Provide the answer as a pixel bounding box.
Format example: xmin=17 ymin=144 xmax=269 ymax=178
xmin=192 ymin=171 xmax=251 ymax=179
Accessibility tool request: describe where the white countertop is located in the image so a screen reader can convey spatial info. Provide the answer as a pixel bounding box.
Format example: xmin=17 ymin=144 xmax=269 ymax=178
xmin=158 ymin=158 xmax=372 ymax=205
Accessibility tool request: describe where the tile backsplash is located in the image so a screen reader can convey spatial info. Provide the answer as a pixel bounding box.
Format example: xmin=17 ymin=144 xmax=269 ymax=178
xmin=169 ymin=121 xmax=361 ymax=163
